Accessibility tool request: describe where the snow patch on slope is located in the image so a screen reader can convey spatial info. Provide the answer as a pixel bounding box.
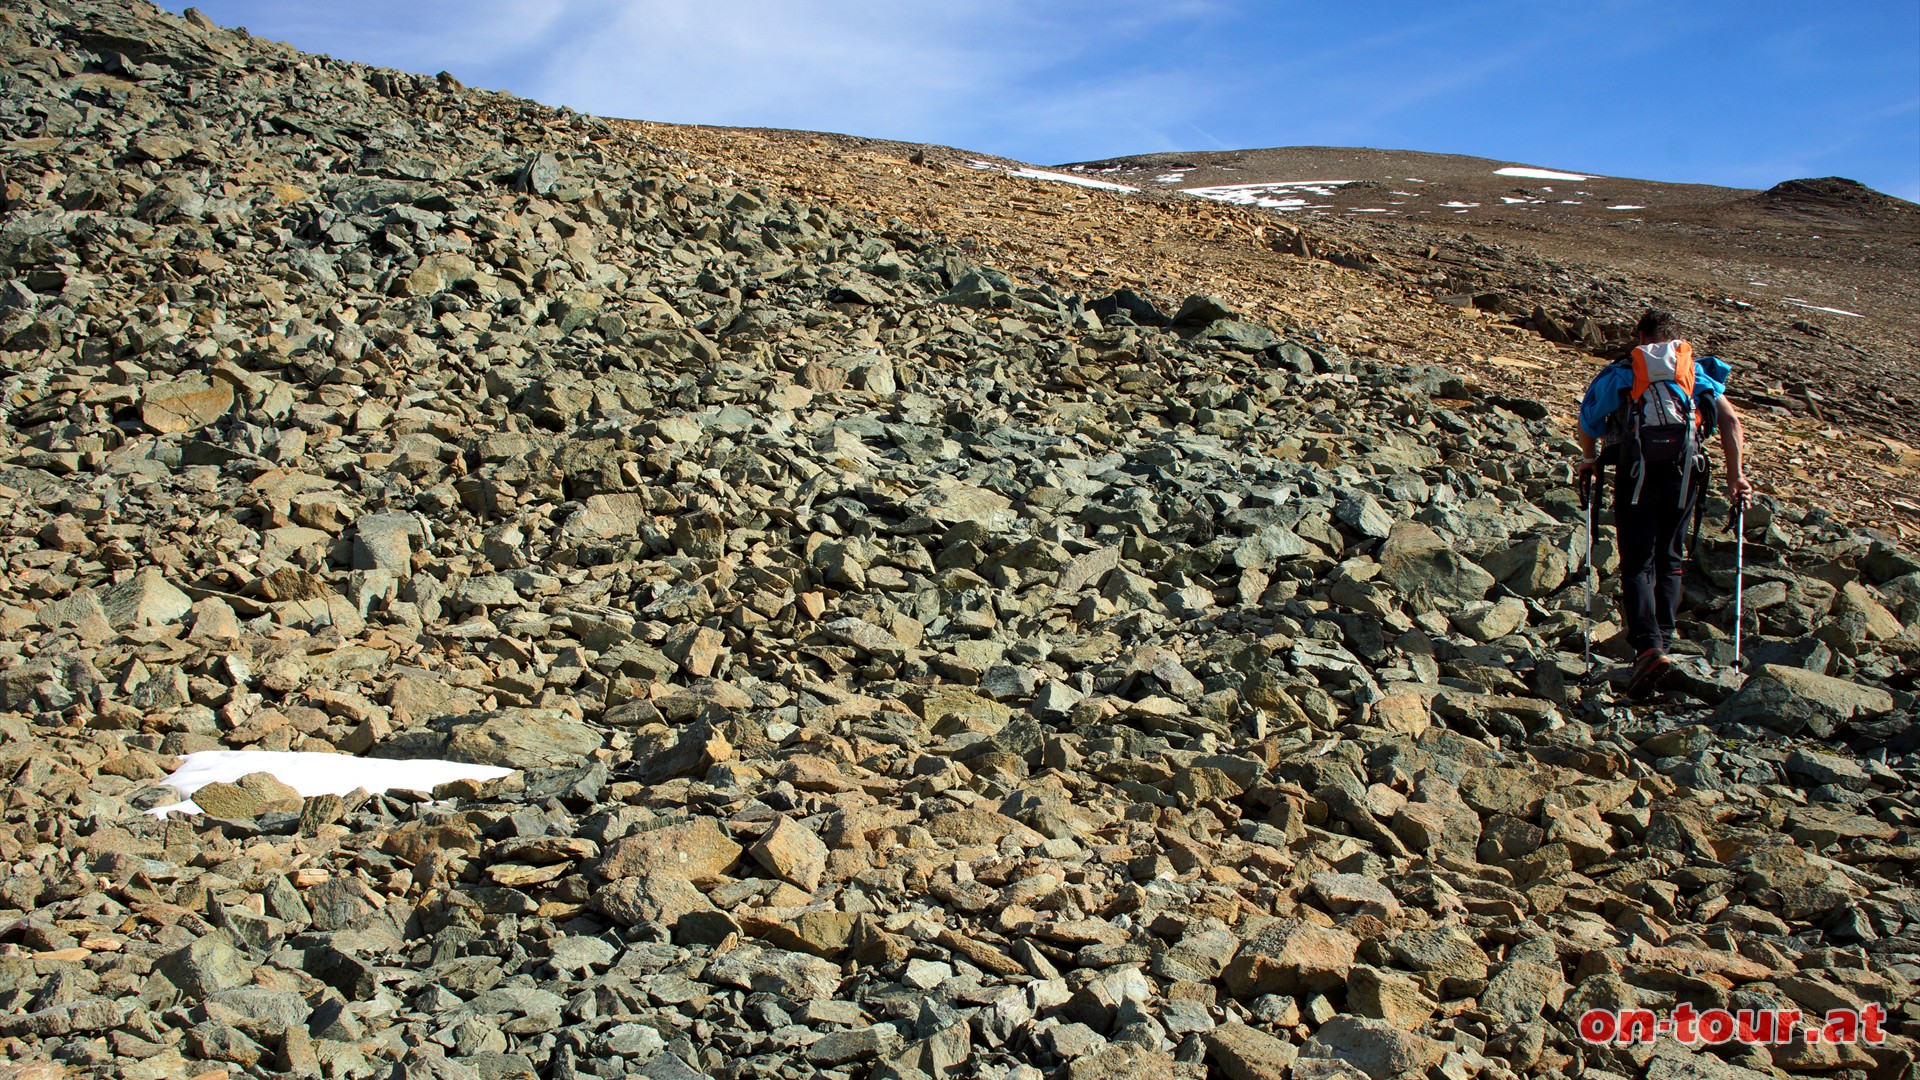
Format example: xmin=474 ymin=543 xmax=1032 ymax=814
xmin=1495 ymin=166 xmax=1591 ymax=181
xmin=968 ymin=160 xmax=1139 ymax=192
xmin=148 ymin=750 xmax=514 ymax=817
xmin=1181 ymin=180 xmax=1354 ymax=210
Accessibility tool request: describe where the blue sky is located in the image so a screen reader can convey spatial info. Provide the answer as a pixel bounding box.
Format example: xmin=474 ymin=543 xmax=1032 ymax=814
xmin=162 ymin=0 xmax=1920 ymax=201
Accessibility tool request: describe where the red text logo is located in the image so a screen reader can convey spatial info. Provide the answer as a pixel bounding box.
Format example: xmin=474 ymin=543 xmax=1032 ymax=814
xmin=1578 ymin=1005 xmax=1887 ymax=1046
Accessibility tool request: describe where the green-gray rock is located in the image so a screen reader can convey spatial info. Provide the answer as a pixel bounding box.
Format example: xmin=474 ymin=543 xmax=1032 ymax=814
xmin=1710 ymin=664 xmax=1895 ymax=737
xmin=440 ymin=708 xmax=605 ymax=768
xmin=1377 ymin=521 xmax=1494 ymax=612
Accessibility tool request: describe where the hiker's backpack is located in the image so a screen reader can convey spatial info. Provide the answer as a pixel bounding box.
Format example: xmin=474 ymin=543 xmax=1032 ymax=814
xmin=1614 ymin=339 xmax=1704 ymax=507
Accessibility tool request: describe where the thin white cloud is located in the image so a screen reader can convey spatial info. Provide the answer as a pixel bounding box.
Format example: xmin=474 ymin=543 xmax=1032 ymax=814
xmin=520 ymin=1 xmax=1217 ymax=145
xmin=1710 ymin=95 xmax=1920 ymax=195
xmin=169 ymin=0 xmax=575 ymax=78
xmin=979 ymin=65 xmax=1236 ymax=159
xmin=165 ymin=0 xmax=1239 ymax=160
xmin=529 ymin=1 xmax=1000 ymax=129
xmin=159 ymin=0 xmax=1918 ymax=199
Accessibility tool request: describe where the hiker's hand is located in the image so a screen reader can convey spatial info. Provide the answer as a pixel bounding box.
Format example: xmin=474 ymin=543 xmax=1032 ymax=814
xmin=1576 ymin=457 xmax=1596 ymax=506
xmin=1728 ymin=471 xmax=1752 ymax=508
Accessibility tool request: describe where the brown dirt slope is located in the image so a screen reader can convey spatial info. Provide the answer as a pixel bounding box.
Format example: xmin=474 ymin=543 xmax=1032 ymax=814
xmin=622 ymin=126 xmax=1920 ymax=534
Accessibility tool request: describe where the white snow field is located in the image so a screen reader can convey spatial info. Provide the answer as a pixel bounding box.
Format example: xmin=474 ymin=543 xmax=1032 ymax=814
xmin=966 ymin=160 xmax=1139 ymax=192
xmin=148 ymin=750 xmax=515 ymax=817
xmin=1785 ymin=299 xmax=1865 ymax=317
xmin=1494 ymin=166 xmax=1592 ymax=181
xmin=1180 ymin=180 xmax=1354 ymax=210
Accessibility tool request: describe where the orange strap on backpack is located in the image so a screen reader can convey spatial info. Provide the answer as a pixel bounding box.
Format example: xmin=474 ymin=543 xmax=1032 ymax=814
xmin=1630 ymin=340 xmax=1695 ymax=401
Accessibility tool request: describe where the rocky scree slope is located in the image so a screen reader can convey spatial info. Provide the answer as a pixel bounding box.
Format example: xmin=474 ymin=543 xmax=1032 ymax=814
xmin=646 ymin=129 xmax=1920 ymax=535
xmin=1048 ymin=148 xmax=1920 ymax=514
xmin=1 ymin=3 xmax=1919 ymax=1080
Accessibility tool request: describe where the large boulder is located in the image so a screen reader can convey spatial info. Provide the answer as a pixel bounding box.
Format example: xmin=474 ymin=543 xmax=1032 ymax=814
xmin=1222 ymin=920 xmax=1358 ymax=999
xmin=599 ymin=818 xmax=743 ymax=882
xmin=1711 ymin=664 xmax=1895 ymax=737
xmin=437 ymin=708 xmax=605 ymax=768
xmin=1481 ymin=535 xmax=1570 ymax=596
xmin=158 ymin=935 xmax=256 ymax=998
xmin=100 ymin=568 xmax=193 ymax=629
xmin=142 ymin=376 xmax=234 ymax=433
xmin=1377 ymin=522 xmax=1494 ymax=612
xmin=1297 ymin=1015 xmax=1445 ymax=1080
xmin=702 ymin=944 xmax=842 ymax=1002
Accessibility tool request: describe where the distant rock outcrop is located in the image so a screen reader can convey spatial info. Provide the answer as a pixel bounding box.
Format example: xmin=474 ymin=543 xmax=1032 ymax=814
xmin=1756 ymin=176 xmax=1920 ymax=224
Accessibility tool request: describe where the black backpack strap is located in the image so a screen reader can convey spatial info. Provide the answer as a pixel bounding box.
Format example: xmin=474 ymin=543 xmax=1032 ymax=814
xmin=1697 ymin=390 xmax=1720 ymax=437
xmin=1603 ymin=356 xmax=1635 ymax=438
xmin=1688 ymin=454 xmax=1711 ymax=563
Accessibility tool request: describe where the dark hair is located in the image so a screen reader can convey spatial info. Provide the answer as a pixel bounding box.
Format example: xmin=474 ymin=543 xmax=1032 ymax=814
xmin=1636 ymin=309 xmax=1681 ymax=342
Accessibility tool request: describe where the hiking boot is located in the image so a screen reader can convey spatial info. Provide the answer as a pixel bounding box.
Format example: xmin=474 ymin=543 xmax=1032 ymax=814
xmin=1627 ymin=649 xmax=1671 ymax=699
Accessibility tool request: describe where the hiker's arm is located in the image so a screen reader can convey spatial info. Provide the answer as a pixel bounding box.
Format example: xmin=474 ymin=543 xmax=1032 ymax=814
xmin=1716 ymin=395 xmax=1752 ymax=504
xmin=1574 ymin=373 xmax=1616 ymax=481
xmin=1576 ymin=431 xmax=1598 ymax=474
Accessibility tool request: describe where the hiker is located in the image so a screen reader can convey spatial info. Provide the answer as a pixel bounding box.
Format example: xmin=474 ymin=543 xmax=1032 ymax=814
xmin=1576 ymin=309 xmax=1752 ymax=697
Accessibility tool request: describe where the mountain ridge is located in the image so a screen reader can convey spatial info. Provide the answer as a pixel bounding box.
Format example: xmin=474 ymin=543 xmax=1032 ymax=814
xmin=632 ymin=125 xmax=1920 ymax=530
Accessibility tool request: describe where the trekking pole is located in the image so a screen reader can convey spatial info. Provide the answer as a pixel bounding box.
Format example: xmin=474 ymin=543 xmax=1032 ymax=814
xmin=1579 ymin=471 xmax=1595 ymax=684
xmin=1731 ymin=502 xmax=1746 ymax=672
